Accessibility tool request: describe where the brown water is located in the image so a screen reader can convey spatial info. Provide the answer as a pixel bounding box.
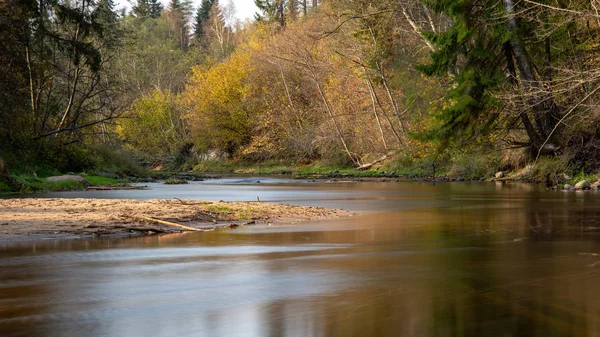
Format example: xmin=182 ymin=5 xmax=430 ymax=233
xmin=2 ymin=180 xmax=600 ymax=337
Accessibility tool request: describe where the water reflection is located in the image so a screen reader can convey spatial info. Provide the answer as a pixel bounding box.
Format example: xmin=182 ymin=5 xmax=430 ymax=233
xmin=2 ymin=181 xmax=600 ymax=336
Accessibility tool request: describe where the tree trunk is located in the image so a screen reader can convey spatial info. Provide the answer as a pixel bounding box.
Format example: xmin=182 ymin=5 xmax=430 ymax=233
xmin=362 ymin=65 xmax=403 ymax=147
xmin=364 ymin=76 xmax=388 ymax=150
xmin=503 ymin=0 xmax=561 ymax=146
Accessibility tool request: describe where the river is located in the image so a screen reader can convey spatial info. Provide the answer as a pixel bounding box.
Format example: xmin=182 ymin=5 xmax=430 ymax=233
xmin=1 ymin=178 xmax=600 ymax=336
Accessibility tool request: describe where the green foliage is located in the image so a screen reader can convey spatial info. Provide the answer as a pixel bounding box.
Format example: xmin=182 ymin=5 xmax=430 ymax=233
xmin=132 ymin=0 xmax=163 ymax=19
xmin=419 ymin=0 xmax=505 ymax=147
xmin=255 ymin=0 xmax=286 ymax=26
xmin=0 ymin=181 xmax=11 ymax=193
xmin=194 ymin=0 xmax=216 ymax=40
xmin=117 ymin=90 xmax=187 ymax=159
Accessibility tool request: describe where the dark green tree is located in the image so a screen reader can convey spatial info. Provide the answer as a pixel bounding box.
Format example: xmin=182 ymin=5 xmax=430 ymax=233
xmin=132 ymin=0 xmax=162 ymax=19
xmin=255 ymin=0 xmax=286 ymax=27
xmin=419 ymin=0 xmax=562 ymax=152
xmin=193 ymin=0 xmax=217 ymax=41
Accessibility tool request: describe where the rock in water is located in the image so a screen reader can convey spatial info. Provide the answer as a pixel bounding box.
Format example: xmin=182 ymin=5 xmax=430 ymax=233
xmin=575 ymin=180 xmax=591 ymax=190
xmin=46 ymin=175 xmax=90 ymax=186
xmin=495 ymin=171 xmax=504 ymax=179
xmin=564 ymin=184 xmax=573 ymax=190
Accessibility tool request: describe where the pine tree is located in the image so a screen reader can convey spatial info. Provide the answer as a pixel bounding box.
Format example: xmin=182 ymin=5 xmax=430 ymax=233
xmin=255 ymin=0 xmax=286 ymax=27
xmin=417 ymin=1 xmax=507 ymax=146
xmin=167 ymin=0 xmax=194 ymax=50
xmin=194 ymin=0 xmax=216 ymax=40
xmin=421 ymin=0 xmax=562 ymax=151
xmin=149 ymin=0 xmax=163 ymax=18
xmin=132 ymin=0 xmax=162 ymax=19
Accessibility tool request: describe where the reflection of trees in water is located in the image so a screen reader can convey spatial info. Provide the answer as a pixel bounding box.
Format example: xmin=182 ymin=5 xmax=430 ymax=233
xmin=425 ymin=195 xmax=600 ymax=337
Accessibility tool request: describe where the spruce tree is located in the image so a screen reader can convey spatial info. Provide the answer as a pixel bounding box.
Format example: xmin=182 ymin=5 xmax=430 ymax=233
xmin=418 ymin=0 xmax=505 ymax=146
xmin=194 ymin=0 xmax=216 ymax=41
xmin=254 ymin=0 xmax=286 ymax=27
xmin=132 ymin=0 xmax=162 ymax=19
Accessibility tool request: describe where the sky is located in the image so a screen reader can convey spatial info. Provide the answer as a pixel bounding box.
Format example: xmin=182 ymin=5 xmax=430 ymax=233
xmin=116 ymin=0 xmax=259 ymax=22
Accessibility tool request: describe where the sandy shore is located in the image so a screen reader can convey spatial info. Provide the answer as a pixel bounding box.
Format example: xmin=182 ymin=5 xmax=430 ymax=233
xmin=0 ymin=198 xmax=351 ymax=241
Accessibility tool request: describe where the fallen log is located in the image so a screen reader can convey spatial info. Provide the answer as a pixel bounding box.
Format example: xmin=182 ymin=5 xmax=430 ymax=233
xmin=120 ymin=215 xmax=204 ymax=232
xmin=357 ymin=155 xmax=388 ymax=170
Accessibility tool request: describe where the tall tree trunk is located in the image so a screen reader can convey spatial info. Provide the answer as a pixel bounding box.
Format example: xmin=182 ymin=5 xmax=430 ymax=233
xmin=503 ymin=0 xmax=561 ymax=146
xmin=362 ymin=65 xmax=403 ymax=147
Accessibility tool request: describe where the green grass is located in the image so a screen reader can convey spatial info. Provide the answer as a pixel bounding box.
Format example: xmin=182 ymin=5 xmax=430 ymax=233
xmin=164 ymin=177 xmax=188 ymax=184
xmin=19 ymin=179 xmax=85 ymax=193
xmin=84 ymin=175 xmax=119 ymax=186
xmin=191 ymin=159 xmax=398 ymax=178
xmin=567 ymin=170 xmax=598 ymax=185
xmin=0 ymin=181 xmax=11 ymax=192
xmin=205 ymin=205 xmax=234 ymax=214
xmin=3 ymin=173 xmax=122 ymax=193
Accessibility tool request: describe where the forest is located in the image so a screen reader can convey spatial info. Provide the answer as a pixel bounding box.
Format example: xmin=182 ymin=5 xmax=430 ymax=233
xmin=2 ymin=0 xmax=600 ymax=188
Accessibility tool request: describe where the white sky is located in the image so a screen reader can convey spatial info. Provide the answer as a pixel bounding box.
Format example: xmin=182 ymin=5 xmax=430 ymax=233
xmin=116 ymin=0 xmax=259 ymax=22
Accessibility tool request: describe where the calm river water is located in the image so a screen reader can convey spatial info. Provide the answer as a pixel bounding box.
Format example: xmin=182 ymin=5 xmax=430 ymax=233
xmin=2 ymin=178 xmax=600 ymax=337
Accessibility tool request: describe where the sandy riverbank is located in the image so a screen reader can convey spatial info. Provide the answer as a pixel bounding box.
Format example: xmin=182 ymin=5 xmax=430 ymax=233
xmin=0 ymin=198 xmax=351 ymax=241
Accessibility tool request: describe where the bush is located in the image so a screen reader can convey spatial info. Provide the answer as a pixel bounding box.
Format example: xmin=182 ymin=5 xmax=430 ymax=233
xmin=164 ymin=177 xmax=188 ymax=184
xmin=450 ymin=150 xmax=500 ymax=179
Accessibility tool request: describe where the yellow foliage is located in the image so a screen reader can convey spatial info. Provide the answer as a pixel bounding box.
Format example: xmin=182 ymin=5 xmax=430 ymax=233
xmin=182 ymin=50 xmax=254 ymax=153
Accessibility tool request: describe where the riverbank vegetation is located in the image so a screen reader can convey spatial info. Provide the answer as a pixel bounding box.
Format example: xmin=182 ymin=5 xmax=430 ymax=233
xmin=2 ymin=0 xmax=600 ymax=190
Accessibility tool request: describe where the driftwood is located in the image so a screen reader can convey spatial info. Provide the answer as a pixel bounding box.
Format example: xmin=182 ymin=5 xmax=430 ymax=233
xmin=120 ymin=215 xmax=204 ymax=232
xmin=357 ymin=155 xmax=388 ymax=170
xmin=126 ymin=227 xmax=169 ymax=233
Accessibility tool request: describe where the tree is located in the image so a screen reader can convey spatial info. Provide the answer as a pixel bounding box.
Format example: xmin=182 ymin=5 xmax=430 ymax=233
xmin=255 ymin=0 xmax=287 ymax=27
xmin=167 ymin=0 xmax=194 ymax=51
xmin=117 ymin=15 xmax=193 ymax=94
xmin=131 ymin=0 xmax=163 ymax=19
xmin=194 ymin=0 xmax=217 ymax=42
xmin=182 ymin=50 xmax=253 ymax=154
xmin=117 ymin=90 xmax=187 ymax=159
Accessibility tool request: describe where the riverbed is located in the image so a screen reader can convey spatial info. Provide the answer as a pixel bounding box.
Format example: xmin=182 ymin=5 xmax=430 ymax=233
xmin=1 ymin=178 xmax=600 ymax=336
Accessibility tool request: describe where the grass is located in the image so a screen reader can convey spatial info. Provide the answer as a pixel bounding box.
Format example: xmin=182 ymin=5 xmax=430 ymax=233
xmin=205 ymin=205 xmax=234 ymax=214
xmin=0 ymin=181 xmax=11 ymax=192
xmin=84 ymin=175 xmax=119 ymax=186
xmin=192 ymin=159 xmax=399 ymax=178
xmin=203 ymin=204 xmax=263 ymax=221
xmin=164 ymin=177 xmax=188 ymax=184
xmin=567 ymin=170 xmax=598 ymax=185
xmin=2 ymin=173 xmax=123 ymax=193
